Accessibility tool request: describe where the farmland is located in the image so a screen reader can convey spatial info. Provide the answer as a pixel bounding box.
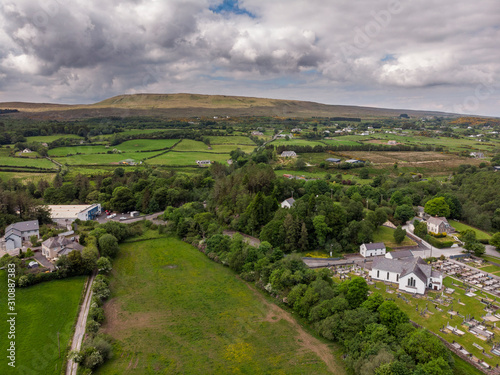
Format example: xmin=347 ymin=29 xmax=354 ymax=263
xmin=148 ymin=151 xmax=230 ymax=166
xmin=57 ymin=151 xmax=163 ymax=165
xmin=449 ymin=220 xmax=492 ymax=240
xmin=26 ymin=134 xmax=83 ymax=143
xmin=97 ymin=237 xmax=344 ymax=374
xmin=0 ymin=274 xmax=86 ymax=375
xmin=0 ymin=155 xmax=57 ymax=169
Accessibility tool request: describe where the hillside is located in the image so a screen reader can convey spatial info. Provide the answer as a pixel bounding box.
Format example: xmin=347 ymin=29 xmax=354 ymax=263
xmin=0 ymin=93 xmax=460 ymax=120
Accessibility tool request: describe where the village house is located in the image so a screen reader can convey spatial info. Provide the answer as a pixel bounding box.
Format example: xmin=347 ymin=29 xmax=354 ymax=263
xmin=251 ymin=131 xmax=264 ymax=136
xmin=280 ymin=151 xmax=297 ymax=158
xmin=360 ymin=242 xmax=386 ymax=257
xmin=196 ymin=160 xmax=212 ymax=167
xmin=470 ymin=152 xmax=485 ymax=159
xmin=494 ymin=166 xmax=500 ymax=172
xmin=370 ymin=256 xmax=443 ymax=294
xmin=4 ymin=220 xmax=39 ymax=251
xmin=291 ymin=128 xmax=302 ymax=133
xmin=345 ymin=159 xmax=363 ymax=164
xmin=41 ymin=236 xmax=84 ymax=260
xmin=426 ymin=216 xmax=454 ymax=234
xmin=280 ymin=197 xmax=295 ymax=209
xmin=22 ymin=148 xmax=32 ymax=153
xmin=388 ymin=140 xmax=397 ymax=145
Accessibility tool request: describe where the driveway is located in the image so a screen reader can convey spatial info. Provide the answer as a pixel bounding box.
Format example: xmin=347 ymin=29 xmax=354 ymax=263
xmin=34 ymin=252 xmax=55 ymax=271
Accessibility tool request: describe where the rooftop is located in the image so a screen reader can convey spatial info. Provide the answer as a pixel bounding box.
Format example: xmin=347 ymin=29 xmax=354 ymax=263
xmin=47 ymin=205 xmax=94 ymax=219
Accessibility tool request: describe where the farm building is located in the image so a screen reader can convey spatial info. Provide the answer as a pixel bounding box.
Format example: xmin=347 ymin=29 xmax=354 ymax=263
xmin=251 ymin=131 xmax=263 ymax=136
xmin=281 ymin=197 xmax=295 ymax=208
xmin=470 ymin=152 xmax=485 ymax=159
xmin=280 ymin=151 xmax=297 ymax=158
xmin=370 ymin=256 xmax=442 ymax=294
xmin=388 ymin=140 xmax=397 ymax=145
xmin=360 ymin=242 xmax=386 ymax=257
xmin=325 ymin=158 xmax=341 ymax=163
xmin=22 ymin=148 xmax=32 ymax=153
xmin=345 ymin=159 xmax=363 ymax=164
xmin=196 ymin=160 xmax=212 ymax=167
xmin=495 ymin=166 xmax=500 ymax=172
xmin=291 ymin=128 xmax=302 ymax=133
xmin=3 ymin=220 xmax=39 ymax=251
xmin=48 ymin=204 xmax=102 ymax=225
xmin=426 ymin=216 xmax=454 ymax=234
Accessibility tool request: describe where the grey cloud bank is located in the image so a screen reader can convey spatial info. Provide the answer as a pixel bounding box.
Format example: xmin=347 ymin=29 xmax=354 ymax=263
xmin=0 ymin=0 xmax=499 ymax=116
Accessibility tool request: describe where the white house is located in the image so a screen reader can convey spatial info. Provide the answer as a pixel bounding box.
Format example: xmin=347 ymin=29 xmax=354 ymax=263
xmin=345 ymin=159 xmax=363 ymax=164
xmin=426 ymin=216 xmax=454 ymax=234
xmin=196 ymin=160 xmax=212 ymax=167
xmin=470 ymin=152 xmax=485 ymax=159
xmin=360 ymin=242 xmax=386 ymax=257
xmin=41 ymin=236 xmax=84 ymax=260
xmin=4 ymin=220 xmax=39 ymax=251
xmin=22 ymin=148 xmax=32 ymax=153
xmin=281 ymin=197 xmax=295 ymax=208
xmin=370 ymin=257 xmax=442 ymax=294
xmin=280 ymin=151 xmax=297 ymax=158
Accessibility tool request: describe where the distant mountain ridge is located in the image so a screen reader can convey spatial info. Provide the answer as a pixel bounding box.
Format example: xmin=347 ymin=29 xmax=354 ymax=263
xmin=0 ymin=93 xmax=461 ymax=120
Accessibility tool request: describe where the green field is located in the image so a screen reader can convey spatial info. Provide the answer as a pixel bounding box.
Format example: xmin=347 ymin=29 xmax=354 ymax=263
xmin=0 ymin=274 xmax=86 ymax=375
xmin=57 ymin=151 xmax=163 ymax=165
xmin=449 ymin=220 xmax=492 ymax=240
xmin=0 ymin=171 xmax=56 ymax=183
xmin=49 ymin=139 xmax=178 ymax=156
xmin=97 ymin=238 xmax=343 ymax=374
xmin=148 ymin=151 xmax=230 ymax=166
xmin=25 ymin=134 xmax=83 ymax=143
xmin=207 ymin=135 xmax=256 ymax=145
xmin=321 ymin=139 xmax=363 ymax=146
xmin=373 ymin=226 xmax=417 ymax=248
xmin=0 ymin=156 xmax=57 ymax=169
xmin=173 ymin=139 xmax=213 ymax=152
xmin=478 ymin=264 xmax=500 ymax=273
xmin=272 ymin=138 xmax=326 ymax=147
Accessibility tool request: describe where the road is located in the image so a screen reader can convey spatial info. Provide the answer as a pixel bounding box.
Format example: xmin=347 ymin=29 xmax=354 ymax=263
xmin=66 ymin=272 xmax=96 ymax=375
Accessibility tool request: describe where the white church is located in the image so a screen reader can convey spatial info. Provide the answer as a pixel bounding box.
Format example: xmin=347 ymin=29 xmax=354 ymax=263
xmin=370 ymin=255 xmax=442 ymax=294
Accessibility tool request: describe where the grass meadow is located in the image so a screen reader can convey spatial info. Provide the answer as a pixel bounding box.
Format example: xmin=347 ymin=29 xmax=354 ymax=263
xmin=207 ymin=135 xmax=256 ymax=145
xmin=57 ymin=151 xmax=163 ymax=165
xmin=0 ymin=156 xmax=57 ymax=169
xmin=97 ymin=238 xmax=344 ymax=375
xmin=0 ymin=274 xmax=86 ymax=375
xmin=25 ymin=134 xmax=83 ymax=143
xmin=372 ymin=226 xmax=417 ymax=248
xmin=148 ymin=151 xmax=230 ymax=166
xmin=448 ymin=220 xmax=492 ymax=240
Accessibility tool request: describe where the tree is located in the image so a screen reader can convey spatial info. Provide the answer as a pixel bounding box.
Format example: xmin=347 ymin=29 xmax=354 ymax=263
xmin=346 ymin=277 xmax=369 ymax=309
xmin=490 ymin=232 xmax=500 ymax=250
xmin=98 ymin=234 xmax=119 ymax=258
xmin=466 ymin=241 xmax=485 ymax=256
xmin=378 ymin=301 xmax=409 ymax=332
xmin=298 ymin=222 xmax=309 ymax=251
xmin=394 ymin=225 xmax=406 ymax=244
xmin=414 ymin=220 xmax=428 ymax=238
xmin=359 ymin=169 xmax=369 ymax=179
xmin=313 ymin=215 xmax=330 ymax=247
xmin=97 ymin=257 xmax=112 ymax=273
xmin=424 ymin=197 xmax=450 ymax=218
xmin=110 ymin=186 xmax=135 ymax=213
xmin=394 ymin=204 xmax=415 ymax=223
xmin=460 ymin=229 xmax=476 ymax=244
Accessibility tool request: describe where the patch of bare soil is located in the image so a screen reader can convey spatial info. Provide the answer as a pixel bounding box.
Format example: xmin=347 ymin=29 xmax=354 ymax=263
xmin=101 ymin=298 xmax=168 ymax=340
xmin=246 ymin=283 xmax=345 ymax=374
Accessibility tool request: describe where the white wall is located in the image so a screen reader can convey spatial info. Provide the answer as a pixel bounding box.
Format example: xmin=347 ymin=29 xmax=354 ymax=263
xmin=371 ymin=268 xmax=399 ymax=283
xmin=399 ymin=273 xmax=426 ymax=294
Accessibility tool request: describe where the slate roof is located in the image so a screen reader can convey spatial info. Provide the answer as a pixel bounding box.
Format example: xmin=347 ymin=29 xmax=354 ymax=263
xmin=5 ymin=220 xmax=39 ymax=234
xmin=388 ymin=250 xmax=413 ymax=259
xmin=373 ymin=256 xmax=441 ymax=284
xmin=426 ymin=216 xmax=449 ymax=226
xmin=43 ymin=236 xmax=71 ymax=249
xmin=363 ymin=242 xmax=386 ymax=250
xmin=282 ymin=197 xmax=295 ymax=206
xmin=326 ymin=158 xmax=341 ymax=162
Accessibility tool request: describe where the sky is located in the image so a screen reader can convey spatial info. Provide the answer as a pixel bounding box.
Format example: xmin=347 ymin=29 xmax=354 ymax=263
xmin=0 ymin=0 xmax=499 ymax=116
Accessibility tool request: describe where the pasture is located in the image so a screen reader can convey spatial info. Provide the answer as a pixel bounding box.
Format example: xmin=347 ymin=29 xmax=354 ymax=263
xmin=271 ymin=138 xmax=326 ymax=147
xmin=0 ymin=156 xmax=57 ymax=169
xmin=207 ymin=135 xmax=256 ymax=145
xmin=148 ymin=151 xmax=230 ymax=166
xmin=0 ymin=274 xmax=86 ymax=375
xmin=448 ymin=220 xmax=492 ymax=240
xmin=48 ymin=139 xmax=179 ymax=156
xmin=56 ymin=151 xmax=163 ymax=165
xmin=26 ymin=134 xmax=83 ymax=143
xmin=171 ymin=139 xmax=254 ymax=154
xmin=0 ymin=171 xmax=55 ymax=184
xmin=97 ymin=238 xmax=343 ymax=375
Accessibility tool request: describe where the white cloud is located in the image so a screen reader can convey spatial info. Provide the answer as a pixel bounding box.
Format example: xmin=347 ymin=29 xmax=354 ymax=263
xmin=0 ymin=0 xmax=498 ymax=115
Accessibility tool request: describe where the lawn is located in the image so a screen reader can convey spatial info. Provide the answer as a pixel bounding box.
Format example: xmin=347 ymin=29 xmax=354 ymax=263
xmin=373 ymin=226 xmax=417 ymax=248
xmin=147 ymin=151 xmax=230 ymax=166
xmin=96 ymin=237 xmax=344 ymax=375
xmin=366 ymin=276 xmax=500 ymax=368
xmin=478 ymin=264 xmax=500 ymax=273
xmin=449 ymin=220 xmax=492 ymax=240
xmin=0 ymin=274 xmax=86 ymax=375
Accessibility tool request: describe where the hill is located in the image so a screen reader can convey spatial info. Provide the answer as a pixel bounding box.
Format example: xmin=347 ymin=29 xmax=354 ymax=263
xmin=0 ymin=93 xmax=460 ymax=120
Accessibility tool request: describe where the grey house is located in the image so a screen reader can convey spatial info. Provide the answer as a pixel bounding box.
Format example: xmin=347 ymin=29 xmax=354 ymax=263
xmin=4 ymin=220 xmax=39 ymax=251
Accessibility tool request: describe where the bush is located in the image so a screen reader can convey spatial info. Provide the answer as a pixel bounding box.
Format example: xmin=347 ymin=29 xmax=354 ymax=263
xmin=425 ymin=235 xmax=453 ymax=249
xmin=89 ymin=306 xmax=105 ymax=323
xmin=86 ymin=319 xmax=101 ymax=334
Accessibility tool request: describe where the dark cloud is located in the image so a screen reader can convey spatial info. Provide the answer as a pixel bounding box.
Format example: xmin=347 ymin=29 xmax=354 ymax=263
xmin=0 ymin=0 xmax=498 ymax=115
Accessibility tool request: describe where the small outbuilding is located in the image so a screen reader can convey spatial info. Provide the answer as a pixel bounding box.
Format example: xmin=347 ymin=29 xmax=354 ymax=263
xmin=281 ymin=197 xmax=296 ymax=209
xmin=360 ymin=242 xmax=386 ymax=257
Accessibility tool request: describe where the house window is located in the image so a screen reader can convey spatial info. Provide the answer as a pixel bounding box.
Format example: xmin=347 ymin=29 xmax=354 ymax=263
xmin=387 ymin=272 xmax=389 ymax=280
xmin=377 ymin=270 xmax=380 ymax=278
xmin=396 ymin=274 xmax=399 ymax=282
xmin=407 ymin=277 xmax=416 ymax=287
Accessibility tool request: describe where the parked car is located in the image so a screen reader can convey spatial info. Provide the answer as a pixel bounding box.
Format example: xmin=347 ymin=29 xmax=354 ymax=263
xmin=119 ymin=216 xmax=127 ymax=221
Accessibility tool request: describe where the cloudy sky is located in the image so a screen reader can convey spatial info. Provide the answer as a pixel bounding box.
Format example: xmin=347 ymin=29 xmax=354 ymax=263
xmin=0 ymin=0 xmax=499 ymax=116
